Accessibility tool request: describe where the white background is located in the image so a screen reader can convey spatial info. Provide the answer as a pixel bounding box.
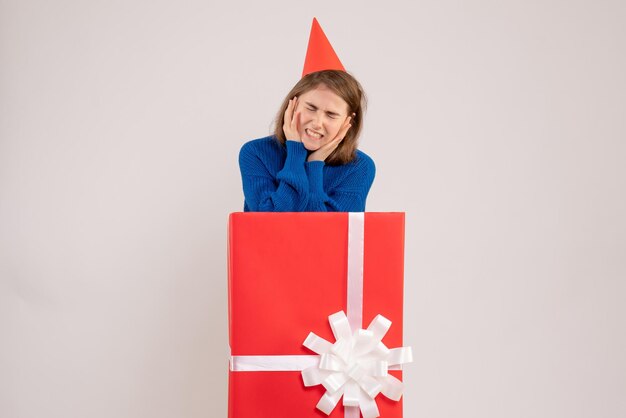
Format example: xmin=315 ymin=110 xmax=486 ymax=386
xmin=1 ymin=1 xmax=625 ymax=417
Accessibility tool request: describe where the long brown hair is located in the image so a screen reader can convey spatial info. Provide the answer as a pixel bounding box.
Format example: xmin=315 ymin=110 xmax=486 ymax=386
xmin=273 ymin=70 xmax=367 ymax=165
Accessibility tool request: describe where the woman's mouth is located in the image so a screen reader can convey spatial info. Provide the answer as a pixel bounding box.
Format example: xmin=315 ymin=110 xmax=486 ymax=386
xmin=305 ymin=128 xmax=323 ymax=140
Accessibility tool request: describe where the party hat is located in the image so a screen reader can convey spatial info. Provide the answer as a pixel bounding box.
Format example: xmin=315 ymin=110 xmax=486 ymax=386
xmin=301 ymin=17 xmax=346 ymax=77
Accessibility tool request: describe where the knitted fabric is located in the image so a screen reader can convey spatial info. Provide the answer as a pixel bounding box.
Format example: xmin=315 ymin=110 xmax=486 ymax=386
xmin=239 ymin=136 xmax=375 ymax=212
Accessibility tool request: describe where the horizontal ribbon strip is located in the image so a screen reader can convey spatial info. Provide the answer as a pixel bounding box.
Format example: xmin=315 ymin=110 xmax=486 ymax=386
xmin=230 ymin=355 xmax=319 ymax=371
xmin=230 ymin=355 xmax=403 ymax=372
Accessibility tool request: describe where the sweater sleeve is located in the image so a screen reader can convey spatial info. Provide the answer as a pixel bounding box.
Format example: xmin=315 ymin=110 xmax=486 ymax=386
xmin=239 ymin=140 xmax=311 ymax=211
xmin=304 ymin=153 xmax=376 ymax=212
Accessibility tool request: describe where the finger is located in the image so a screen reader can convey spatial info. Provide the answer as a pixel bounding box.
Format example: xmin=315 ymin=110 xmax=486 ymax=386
xmin=336 ymin=115 xmax=351 ymax=134
xmin=294 ymin=111 xmax=301 ymax=134
xmin=284 ymin=99 xmax=294 ymax=128
xmin=287 ymin=97 xmax=298 ymax=121
xmin=335 ymin=121 xmax=352 ymax=142
xmin=290 ymin=97 xmax=299 ymax=122
xmin=322 ymin=131 xmax=345 ymax=152
xmin=291 ymin=97 xmax=299 ymax=124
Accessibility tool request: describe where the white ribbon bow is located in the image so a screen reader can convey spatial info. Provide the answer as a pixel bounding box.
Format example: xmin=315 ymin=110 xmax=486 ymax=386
xmin=301 ymin=311 xmax=413 ymax=418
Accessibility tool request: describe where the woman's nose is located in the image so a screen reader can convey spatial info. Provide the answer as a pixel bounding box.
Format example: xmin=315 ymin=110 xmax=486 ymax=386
xmin=310 ymin=113 xmax=323 ymax=128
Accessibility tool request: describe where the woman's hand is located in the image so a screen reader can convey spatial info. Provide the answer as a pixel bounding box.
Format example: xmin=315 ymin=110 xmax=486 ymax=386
xmin=307 ymin=114 xmax=353 ymax=162
xmin=283 ymin=97 xmax=301 ymax=141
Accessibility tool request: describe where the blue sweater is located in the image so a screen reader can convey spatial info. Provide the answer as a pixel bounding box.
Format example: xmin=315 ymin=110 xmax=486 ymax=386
xmin=239 ymin=136 xmax=375 ymax=212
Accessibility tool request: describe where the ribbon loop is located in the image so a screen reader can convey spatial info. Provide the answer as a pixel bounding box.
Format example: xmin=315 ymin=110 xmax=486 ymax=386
xmin=323 ymin=371 xmax=349 ymax=393
xmin=353 ymin=329 xmax=377 ymax=356
xmin=303 ymin=332 xmax=333 ymax=354
xmin=358 ymin=392 xmax=381 ymax=418
xmin=357 ymin=374 xmax=382 ymax=399
xmin=372 ymin=341 xmax=390 ymax=357
xmin=380 ymin=374 xmax=404 ymax=401
xmin=343 ymin=382 xmax=360 ymax=407
xmin=302 ymin=366 xmax=330 ymax=387
xmin=388 ymin=347 xmax=413 ymax=366
xmin=317 ymin=390 xmax=342 ymax=415
xmin=367 ymin=314 xmax=392 ymax=342
xmin=329 ymin=311 xmax=352 ymax=341
xmin=331 ymin=338 xmax=352 ymax=362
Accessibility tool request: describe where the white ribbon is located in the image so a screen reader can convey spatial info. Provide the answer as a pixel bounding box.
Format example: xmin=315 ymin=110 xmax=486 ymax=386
xmin=230 ymin=213 xmax=412 ymax=418
xmin=230 ymin=355 xmax=319 ymax=371
xmin=301 ymin=311 xmax=413 ymax=418
xmin=347 ymin=212 xmax=365 ymax=332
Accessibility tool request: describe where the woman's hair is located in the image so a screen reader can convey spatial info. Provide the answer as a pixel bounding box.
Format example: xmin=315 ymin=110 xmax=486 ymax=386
xmin=273 ymin=70 xmax=367 ymax=165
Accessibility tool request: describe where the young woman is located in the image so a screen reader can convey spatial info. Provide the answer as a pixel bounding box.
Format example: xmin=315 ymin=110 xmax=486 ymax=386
xmin=238 ymin=69 xmax=375 ymax=212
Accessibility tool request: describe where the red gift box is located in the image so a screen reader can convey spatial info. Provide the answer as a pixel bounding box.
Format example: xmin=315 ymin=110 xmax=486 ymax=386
xmin=228 ymin=212 xmax=407 ymax=418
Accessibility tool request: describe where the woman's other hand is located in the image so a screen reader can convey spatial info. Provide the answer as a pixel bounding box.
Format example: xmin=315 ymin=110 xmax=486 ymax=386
xmin=307 ymin=114 xmax=353 ymax=162
xmin=283 ymin=97 xmax=301 ymax=141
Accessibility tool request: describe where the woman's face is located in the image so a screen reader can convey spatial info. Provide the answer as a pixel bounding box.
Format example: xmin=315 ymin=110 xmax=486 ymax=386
xmin=295 ymin=84 xmax=350 ymax=151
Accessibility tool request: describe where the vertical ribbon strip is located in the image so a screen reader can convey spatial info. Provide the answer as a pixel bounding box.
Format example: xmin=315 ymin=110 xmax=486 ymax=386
xmin=347 ymin=212 xmax=365 ymax=332
xmin=346 ymin=212 xmax=365 ymax=418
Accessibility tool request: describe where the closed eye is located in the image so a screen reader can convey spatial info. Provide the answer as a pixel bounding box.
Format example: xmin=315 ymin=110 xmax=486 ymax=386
xmin=305 ymin=102 xmax=342 ymax=119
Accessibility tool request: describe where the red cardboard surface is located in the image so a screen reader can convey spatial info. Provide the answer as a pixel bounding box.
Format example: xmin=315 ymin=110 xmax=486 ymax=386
xmin=228 ymin=212 xmax=405 ymax=418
